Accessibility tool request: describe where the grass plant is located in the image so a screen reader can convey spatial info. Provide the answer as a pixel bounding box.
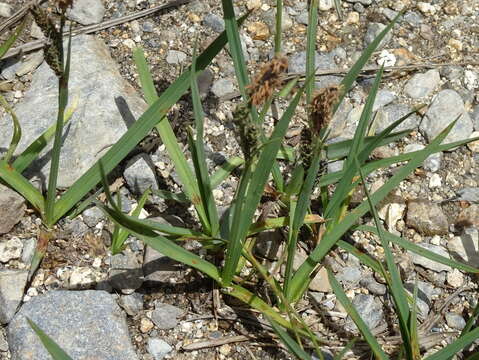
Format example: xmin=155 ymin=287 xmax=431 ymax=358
xmin=0 ymin=1 xmax=477 ymax=359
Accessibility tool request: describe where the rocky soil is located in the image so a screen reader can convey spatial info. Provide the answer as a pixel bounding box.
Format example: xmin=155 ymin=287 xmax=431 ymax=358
xmin=0 ymin=0 xmax=478 ymax=359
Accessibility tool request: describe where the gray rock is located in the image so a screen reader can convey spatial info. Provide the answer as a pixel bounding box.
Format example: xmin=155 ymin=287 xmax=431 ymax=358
xmin=404 ymin=281 xmax=435 ymax=319
xmin=423 ymin=152 xmax=442 ymax=172
xmin=124 ymin=154 xmax=158 ymax=195
xmin=0 ymin=330 xmax=7 ymax=352
xmin=420 ymin=90 xmax=473 ymax=144
xmin=336 ymin=266 xmax=362 ymax=289
xmin=319 ymin=0 xmax=334 ymax=11
xmin=0 ymin=56 xmax=21 ymax=80
xmin=345 ymin=0 xmax=372 ymax=5
xmin=296 ymin=11 xmax=309 ymax=25
xmin=345 ymin=294 xmax=384 ymax=332
xmin=471 ymin=105 xmax=479 ymax=130
xmin=359 ymin=275 xmax=387 ymax=295
xmin=211 ymin=78 xmax=236 ymax=98
xmin=364 ymin=23 xmax=392 ymax=49
xmin=0 ymin=184 xmax=26 ymax=235
xmin=30 ymin=21 xmax=44 ymax=40
xmin=64 ymin=217 xmax=89 ymax=237
xmin=406 ymin=199 xmax=449 ymax=235
xmin=147 ymin=338 xmax=172 ymax=360
xmin=382 ymin=8 xmax=398 ymax=21
xmin=404 ymin=69 xmax=441 ymax=99
xmin=454 ymin=187 xmax=479 ymax=203
xmin=197 ymin=69 xmax=214 ymax=98
xmin=142 ymin=21 xmax=155 ymax=33
xmin=203 ymin=13 xmax=225 ymax=33
xmin=8 ymin=290 xmax=138 ymax=359
xmin=445 ymin=313 xmax=466 ymax=330
xmin=288 ymin=51 xmax=339 ymax=75
xmin=144 ymin=245 xmax=181 ymax=285
xmin=118 ymin=293 xmax=143 ymax=316
xmin=447 ymin=228 xmax=479 ymax=266
xmin=409 ymin=243 xmax=451 ymax=272
xmin=0 ymin=237 xmax=23 ymax=263
xmin=21 ymin=237 xmax=36 ymax=265
xmin=0 ymin=35 xmax=148 ymax=188
xmin=0 ymin=269 xmax=28 ymax=324
xmin=373 ymin=89 xmax=396 ymax=111
xmin=166 ymin=50 xmax=187 ymax=65
xmin=16 ymin=50 xmax=44 ymax=77
xmin=151 ymin=302 xmax=184 ymax=330
xmin=82 ymin=206 xmax=105 ymax=227
xmin=375 ymin=103 xmax=421 ymax=134
xmin=353 ymin=3 xmax=365 ymax=13
xmin=109 ymin=251 xmax=143 ymax=291
xmin=67 ymin=0 xmax=105 ymax=25
xmin=327 ymin=160 xmax=344 ymax=173
xmin=0 ymin=2 xmax=12 ymax=17
xmin=403 ymin=11 xmax=424 ymax=26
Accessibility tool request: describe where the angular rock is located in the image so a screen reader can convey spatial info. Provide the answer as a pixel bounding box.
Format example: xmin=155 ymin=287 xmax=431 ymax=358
xmin=404 ymin=69 xmax=440 ymax=99
xmin=67 ymin=0 xmax=106 ymax=25
xmin=119 ymin=293 xmax=144 ymax=316
xmin=124 ymin=154 xmax=158 ymax=195
xmin=345 ymin=294 xmax=383 ymax=332
xmin=16 ymin=50 xmax=44 ymax=77
xmin=454 ymin=187 xmax=479 ymax=203
xmin=21 ymin=237 xmax=36 ymax=265
xmin=359 ymin=275 xmax=386 ymax=295
xmin=0 ymin=237 xmax=23 ymax=263
xmin=143 ymin=245 xmax=181 ymax=285
xmin=0 ymin=35 xmax=148 ymax=188
xmin=109 ymin=251 xmax=143 ymax=291
xmin=373 ymin=89 xmax=396 ymax=111
xmin=82 ymin=206 xmax=105 ymax=227
xmin=0 ymin=2 xmax=12 ymax=18
xmin=147 ymin=338 xmax=172 ymax=360
xmin=166 ymin=50 xmax=187 ymax=65
xmin=0 ymin=269 xmax=28 ymax=324
xmin=0 ymin=184 xmax=25 ymax=234
xmin=288 ymin=51 xmax=339 ymax=75
xmin=445 ymin=313 xmax=466 ymax=330
xmin=8 ymin=290 xmax=138 ymax=359
xmin=420 ymin=90 xmax=473 ymax=144
xmin=456 ymin=204 xmax=479 ymax=228
xmin=423 ymin=151 xmax=442 ymax=172
xmin=409 ymin=243 xmax=451 ymax=272
xmin=404 ymin=281 xmax=436 ymax=319
xmin=364 ymin=23 xmax=392 ymax=49
xmin=211 ymin=78 xmax=236 ymax=98
xmin=406 ymin=199 xmax=449 ymax=235
xmin=203 ymin=13 xmax=225 ymax=33
xmin=472 ymin=105 xmax=479 ymax=131
xmin=151 ymin=302 xmax=184 ymax=330
xmin=0 ymin=330 xmax=7 ymax=352
xmin=375 ymin=103 xmax=421 ymax=134
xmin=336 ymin=266 xmax=362 ymax=289
xmin=447 ymin=228 xmax=479 ymax=266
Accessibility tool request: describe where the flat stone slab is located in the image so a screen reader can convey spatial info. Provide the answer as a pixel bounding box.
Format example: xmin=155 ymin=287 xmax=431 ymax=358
xmin=0 ymin=35 xmax=147 ymax=188
xmin=8 ymin=290 xmax=138 ymax=359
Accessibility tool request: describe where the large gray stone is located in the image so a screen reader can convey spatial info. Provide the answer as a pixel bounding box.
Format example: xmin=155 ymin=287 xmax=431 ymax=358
xmin=67 ymin=0 xmax=105 ymax=25
xmin=0 ymin=269 xmax=28 ymax=324
xmin=124 ymin=154 xmax=158 ymax=195
xmin=0 ymin=35 xmax=147 ymax=188
xmin=375 ymin=103 xmax=421 ymax=134
xmin=345 ymin=294 xmax=384 ymax=332
xmin=363 ymin=23 xmax=392 ymax=49
xmin=409 ymin=243 xmax=451 ymax=272
xmin=406 ymin=199 xmax=449 ymax=235
xmin=404 ymin=69 xmax=441 ymax=99
xmin=8 ymin=290 xmax=138 ymax=359
xmin=109 ymin=251 xmax=143 ymax=291
xmin=0 ymin=184 xmax=25 ymax=235
xmin=420 ymin=90 xmax=473 ymax=144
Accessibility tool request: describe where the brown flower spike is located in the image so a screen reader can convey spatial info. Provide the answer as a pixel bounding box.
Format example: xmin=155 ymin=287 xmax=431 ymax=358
xmin=247 ymin=55 xmax=288 ymax=106
xmin=310 ymin=85 xmax=342 ymax=134
xmin=57 ymin=0 xmax=74 ymax=12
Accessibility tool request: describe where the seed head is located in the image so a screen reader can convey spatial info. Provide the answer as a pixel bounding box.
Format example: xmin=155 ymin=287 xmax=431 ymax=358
xmin=232 ymin=103 xmax=261 ymax=160
xmin=310 ymin=85 xmax=342 ymax=134
xmin=247 ymin=55 xmax=288 ymax=106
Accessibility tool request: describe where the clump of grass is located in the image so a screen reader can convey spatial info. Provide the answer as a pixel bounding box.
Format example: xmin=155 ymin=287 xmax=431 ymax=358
xmin=0 ymin=0 xmax=477 ymax=359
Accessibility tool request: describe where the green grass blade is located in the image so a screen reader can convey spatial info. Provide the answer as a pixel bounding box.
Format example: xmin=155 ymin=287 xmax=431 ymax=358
xmin=328 ymin=269 xmax=389 ymax=360
xmin=268 ymin=317 xmax=313 ymax=360
xmin=27 ymin=318 xmax=73 ymax=360
xmin=335 ymin=13 xmax=401 ymax=112
xmin=248 ymin=214 xmax=324 ymax=235
xmin=133 ymin=46 xmax=209 ymax=232
xmin=52 ymin=21 xmax=241 ymax=224
xmin=210 ymin=156 xmax=244 ymax=188
xmin=357 ymin=226 xmax=479 ymax=274
xmin=423 ymin=327 xmax=479 ymax=360
xmin=0 ymin=161 xmax=44 ymax=213
xmin=0 ymin=19 xmax=26 ymax=58
xmin=189 ymin=39 xmax=219 ymax=236
xmin=220 ymin=1 xmax=249 ymax=99
xmin=151 ymin=189 xmax=189 ymax=203
xmin=324 ymin=67 xmax=384 ymax=221
xmin=0 ymin=94 xmax=21 ymax=163
xmin=305 ymin=0 xmax=318 ymax=104
xmin=222 ymin=83 xmax=306 ymax=285
xmin=111 ymin=188 xmax=151 ymax=254
xmin=461 ymin=302 xmax=479 ymax=337
xmin=274 ymin=0 xmax=283 ymax=55
xmin=45 ymin=30 xmax=72 ymax=226
xmin=288 ymin=118 xmax=459 ymax=301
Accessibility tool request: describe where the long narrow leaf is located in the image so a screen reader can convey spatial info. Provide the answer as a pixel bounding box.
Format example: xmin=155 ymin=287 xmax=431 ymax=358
xmin=268 ymin=317 xmax=313 ymax=360
xmin=305 ymin=0 xmax=318 ymax=104
xmin=0 ymin=94 xmax=21 ymax=163
xmin=0 ymin=19 xmax=26 ymax=58
xmin=424 ymin=327 xmax=479 ymax=360
xmin=27 ymin=318 xmax=73 ymax=360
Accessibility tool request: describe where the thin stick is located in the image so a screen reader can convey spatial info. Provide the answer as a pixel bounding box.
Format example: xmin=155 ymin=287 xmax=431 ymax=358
xmin=0 ymin=0 xmax=46 ymax=35
xmin=182 ymin=335 xmax=251 ymax=351
xmin=1 ymin=0 xmax=193 ymax=60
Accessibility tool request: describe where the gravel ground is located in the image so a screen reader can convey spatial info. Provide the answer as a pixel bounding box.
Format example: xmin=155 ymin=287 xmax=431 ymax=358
xmin=0 ymin=0 xmax=478 ymax=359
